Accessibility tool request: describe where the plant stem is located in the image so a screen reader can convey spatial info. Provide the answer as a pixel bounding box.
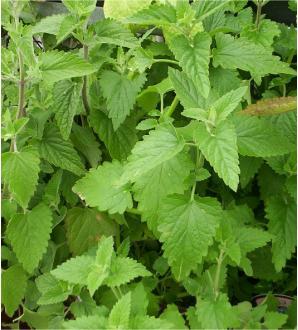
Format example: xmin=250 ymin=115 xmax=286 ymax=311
xmin=214 ymin=249 xmax=225 ymax=298
xmin=16 ymin=52 xmax=25 ymax=120
xmin=255 ymin=0 xmax=263 ymax=29
xmin=153 ymin=58 xmax=179 ymax=66
xmin=111 ymin=287 xmax=120 ymax=300
xmin=126 ymin=208 xmax=142 ymax=215
xmin=166 ymin=95 xmax=179 ymax=117
xmin=190 ymin=182 xmax=196 ymax=201
xmin=82 ymin=44 xmax=90 ymax=115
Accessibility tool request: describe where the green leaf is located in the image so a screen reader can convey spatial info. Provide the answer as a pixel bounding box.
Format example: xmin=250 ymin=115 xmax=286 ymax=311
xmin=2 ymin=149 xmax=40 ymax=209
xmin=99 ymin=70 xmax=146 ymax=129
xmin=56 ymin=15 xmax=81 ymax=44
xmin=133 ymin=152 xmax=193 ymax=234
xmin=2 ymin=264 xmax=27 ymax=317
xmin=212 ymin=33 xmax=295 ymax=79
xmin=121 ymin=124 xmax=185 ymax=184
xmin=108 ymin=292 xmax=131 ymax=329
xmin=241 ymin=19 xmax=280 ymax=50
xmin=52 ymin=80 xmax=81 ymax=140
xmin=38 ymin=124 xmax=85 ymax=176
xmin=196 ymin=294 xmax=239 ymax=329
xmin=94 ymin=19 xmax=139 ymax=49
xmin=210 ymin=67 xmax=242 ymax=97
xmin=104 ymin=0 xmax=152 ymax=20
xmin=63 ymin=316 xmax=107 ymax=329
xmin=130 ymin=315 xmax=174 ymax=329
xmin=168 ymin=68 xmax=205 ymax=110
xmin=89 ymin=109 xmax=138 ymax=161
xmin=87 ymin=236 xmax=114 ymax=296
xmin=264 ymin=311 xmax=288 ymax=329
xmin=104 ymin=256 xmax=151 ymax=287
xmin=43 ymin=169 xmax=63 ymax=207
xmin=32 ymin=14 xmax=67 ymax=35
xmin=124 ymin=3 xmax=177 ymax=25
xmin=51 ymin=255 xmax=94 ymax=285
xmin=158 ymin=195 xmax=221 ymax=280
xmin=239 ymin=156 xmax=263 ymax=188
xmin=169 ymin=32 xmax=211 ymax=98
xmin=39 ymin=51 xmax=97 ymax=83
xmin=265 ymin=196 xmax=296 ymax=271
xmin=195 ymin=120 xmax=240 ymax=191
xmin=62 ymin=0 xmax=96 ymax=17
xmin=73 ymin=161 xmax=132 ymax=214
xmin=65 ymin=207 xmax=116 ymax=256
xmin=160 ymin=305 xmax=186 ymax=329
xmin=234 ymin=116 xmax=295 ymax=157
xmin=211 ymin=86 xmax=247 ymax=124
xmin=70 ymin=123 xmax=102 ymax=168
xmin=6 ymin=203 xmax=53 ymax=273
xmin=36 ymin=273 xmax=72 ymax=305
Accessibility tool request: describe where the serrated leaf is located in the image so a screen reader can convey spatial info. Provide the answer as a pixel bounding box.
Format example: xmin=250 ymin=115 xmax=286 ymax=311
xmin=169 ymin=32 xmax=211 ymax=98
xmin=104 ymin=0 xmax=152 ymax=20
xmin=2 ymin=149 xmax=40 ymax=209
xmin=56 ymin=15 xmax=81 ymax=44
xmin=104 ymin=256 xmax=151 ymax=287
xmin=87 ymin=237 xmax=114 ymax=296
xmin=264 ymin=311 xmax=288 ymax=329
xmin=63 ymin=315 xmax=107 ymax=329
xmin=158 ymin=195 xmax=221 ymax=280
xmin=133 ymin=152 xmax=193 ymax=234
xmin=89 ymin=109 xmax=137 ymax=161
xmin=39 ymin=51 xmax=97 ymax=83
xmin=43 ymin=169 xmax=63 ymax=207
xmin=213 ymin=33 xmax=295 ymax=79
xmin=234 ymin=116 xmax=295 ymax=157
xmin=94 ymin=19 xmax=139 ymax=49
xmin=51 ymin=255 xmax=94 ymax=285
xmin=99 ymin=70 xmax=146 ymax=129
xmin=6 ymin=203 xmax=52 ymax=273
xmin=63 ymin=0 xmax=96 ymax=16
xmin=38 ymin=124 xmax=85 ymax=176
xmin=160 ymin=305 xmax=186 ymax=329
xmin=2 ymin=264 xmax=27 ymax=317
xmin=239 ymin=156 xmax=263 ymax=188
xmin=108 ymin=292 xmax=131 ymax=329
xmin=265 ymin=196 xmax=296 ymax=271
xmin=65 ymin=207 xmax=116 ymax=256
xmin=70 ymin=123 xmax=101 ymax=168
xmin=130 ymin=315 xmax=174 ymax=329
xmin=212 ymin=86 xmax=247 ymax=124
xmin=241 ymin=19 xmax=280 ymax=50
xmin=32 ymin=14 xmax=67 ymax=35
xmin=36 ymin=273 xmax=72 ymax=305
xmin=168 ymin=68 xmax=205 ymax=109
xmin=194 ymin=120 xmax=239 ymax=191
xmin=52 ymin=80 xmax=81 ymax=140
xmin=121 ymin=124 xmax=185 ymax=184
xmin=73 ymin=161 xmax=132 ymax=214
xmin=196 ymin=294 xmax=239 ymax=329
xmin=124 ymin=3 xmax=177 ymax=25
xmin=210 ymin=67 xmax=242 ymax=97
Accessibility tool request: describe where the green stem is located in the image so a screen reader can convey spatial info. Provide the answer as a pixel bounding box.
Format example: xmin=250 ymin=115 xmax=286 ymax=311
xmin=255 ymin=0 xmax=263 ymax=29
xmin=153 ymin=59 xmax=179 ymax=66
xmin=190 ymin=182 xmax=196 ymax=201
xmin=214 ymin=249 xmax=225 ymax=298
xmin=115 ymin=224 xmax=121 ymax=249
xmin=82 ymin=44 xmax=90 ymax=115
xmin=111 ymin=287 xmax=120 ymax=300
xmin=126 ymin=208 xmax=142 ymax=215
xmin=166 ymin=95 xmax=179 ymax=117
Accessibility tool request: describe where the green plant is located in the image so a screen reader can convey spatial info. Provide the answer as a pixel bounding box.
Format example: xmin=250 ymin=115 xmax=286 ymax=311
xmin=1 ymin=0 xmax=297 ymax=329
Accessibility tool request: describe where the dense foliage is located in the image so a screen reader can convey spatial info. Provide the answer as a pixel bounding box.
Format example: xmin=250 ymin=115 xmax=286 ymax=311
xmin=1 ymin=0 xmax=297 ymax=329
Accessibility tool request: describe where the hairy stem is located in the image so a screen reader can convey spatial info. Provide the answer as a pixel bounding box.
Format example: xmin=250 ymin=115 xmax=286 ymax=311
xmin=153 ymin=58 xmax=179 ymax=66
xmin=255 ymin=0 xmax=263 ymax=29
xmin=82 ymin=44 xmax=90 ymax=115
xmin=214 ymin=249 xmax=225 ymax=298
xmin=166 ymin=95 xmax=179 ymax=117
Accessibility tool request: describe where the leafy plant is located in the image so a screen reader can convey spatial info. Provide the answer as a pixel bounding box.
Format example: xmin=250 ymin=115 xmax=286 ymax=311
xmin=1 ymin=0 xmax=297 ymax=329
